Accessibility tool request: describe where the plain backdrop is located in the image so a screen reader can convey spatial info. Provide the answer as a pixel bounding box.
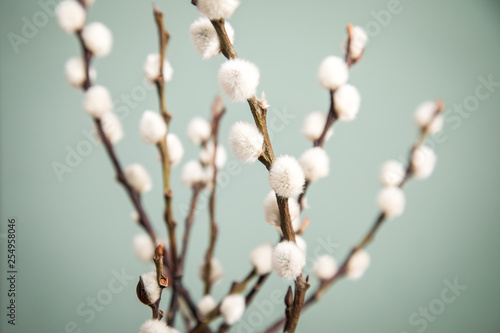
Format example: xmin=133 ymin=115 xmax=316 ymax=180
xmin=1 ymin=0 xmax=500 ymax=332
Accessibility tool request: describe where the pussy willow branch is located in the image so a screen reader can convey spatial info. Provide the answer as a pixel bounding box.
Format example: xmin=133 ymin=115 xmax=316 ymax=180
xmin=188 ymin=5 xmax=308 ymax=331
xmin=73 ymin=6 xmax=157 ymax=243
xmin=151 ymin=6 xmax=183 ymax=326
xmin=203 ymin=97 xmax=226 ymax=295
xmin=299 ymin=24 xmax=360 ymax=211
xmin=209 ymin=22 xmax=309 ymax=333
xmin=262 ymin=102 xmax=444 ymax=333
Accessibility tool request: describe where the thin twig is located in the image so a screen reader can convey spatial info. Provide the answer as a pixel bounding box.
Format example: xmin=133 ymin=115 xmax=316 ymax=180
xmin=245 ymin=273 xmax=270 ymax=305
xmin=151 ymin=5 xmax=182 ymax=326
xmin=154 ymin=5 xmax=172 ymax=123
xmin=179 ymin=184 xmax=204 ymax=269
xmin=202 ymin=97 xmax=226 ymax=295
xmin=299 ymin=24 xmax=363 ymax=211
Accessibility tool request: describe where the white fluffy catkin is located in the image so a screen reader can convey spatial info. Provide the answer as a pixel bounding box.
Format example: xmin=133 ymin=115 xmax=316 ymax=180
xmin=124 ymin=164 xmax=152 ymax=194
xmin=83 ymin=85 xmax=112 ymax=118
xmin=302 ymin=111 xmax=333 ymax=142
xmin=269 ymin=155 xmax=305 ymax=198
xmin=166 ymin=133 xmax=184 ymax=166
xmin=272 ymin=241 xmax=306 ymax=280
xmin=250 ymin=243 xmax=273 ymax=275
xmin=198 ymin=258 xmax=224 ymax=284
xmin=196 ymin=0 xmax=240 ymax=19
xmin=187 ymin=117 xmax=211 ymax=145
xmin=380 ymin=160 xmax=405 ymax=187
xmin=140 ymin=110 xmax=167 ymax=145
xmin=139 ymin=270 xmax=161 ymax=304
xmin=199 ymin=142 xmax=227 ymax=168
xmin=334 ymin=84 xmax=361 ymax=121
xmin=346 ymin=249 xmax=370 ymax=280
xmin=98 ymin=112 xmax=123 ymax=144
xmin=263 ymin=191 xmax=300 ymax=227
xmin=229 ymin=121 xmax=264 ymax=163
xmin=56 ymin=0 xmax=86 ymax=33
xmin=220 ymin=294 xmax=245 ymax=325
xmin=143 ymin=53 xmax=174 ymax=84
xmin=81 ymin=22 xmax=113 ymax=57
xmin=411 ymin=145 xmax=437 ymax=179
xmin=133 ymin=234 xmax=155 ymax=262
xmin=313 ymin=254 xmax=338 ymax=280
xmin=318 ymin=56 xmax=349 ymax=90
xmin=347 ymin=26 xmax=368 ymax=59
xmin=139 ymin=319 xmax=170 ymax=333
xmin=190 ymin=18 xmax=235 ymax=59
xmin=299 ymin=147 xmax=330 ymax=182
xmin=65 ymin=57 xmax=96 ymax=88
xmin=378 ymin=186 xmax=405 ymax=218
xmin=197 ymin=295 xmax=217 ymax=317
xmin=181 ymin=160 xmax=206 ymax=187
xmin=414 ymin=101 xmax=443 ymax=134
xmin=218 ymin=59 xmax=260 ymax=102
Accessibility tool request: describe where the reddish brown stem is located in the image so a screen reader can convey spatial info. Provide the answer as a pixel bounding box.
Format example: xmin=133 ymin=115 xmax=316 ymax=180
xmin=179 ymin=184 xmax=204 ymax=269
xmin=203 ymin=97 xmax=226 ymax=295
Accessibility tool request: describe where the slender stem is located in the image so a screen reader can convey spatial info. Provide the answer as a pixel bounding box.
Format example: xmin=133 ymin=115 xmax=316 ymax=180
xmin=299 ymin=24 xmax=363 ymax=211
xmin=245 ymin=273 xmax=270 ymax=305
xmin=283 ymin=287 xmax=293 ymax=333
xmin=276 ymin=196 xmax=295 ymax=242
xmin=299 ymin=82 xmax=337 ymax=212
xmin=154 ymin=5 xmax=172 ymax=123
xmin=179 ymin=184 xmax=204 ymax=269
xmin=210 ymin=19 xmax=237 ymax=59
xmin=247 ymin=96 xmax=275 ymax=169
xmin=313 ymin=89 xmax=337 ymax=148
xmin=203 ymin=97 xmax=226 ymax=295
xmin=75 ymin=30 xmax=93 ymax=91
xmin=151 ymin=5 xmax=182 ymax=326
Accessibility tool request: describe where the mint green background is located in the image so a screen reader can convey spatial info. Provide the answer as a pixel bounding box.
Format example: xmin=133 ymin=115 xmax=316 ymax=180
xmin=1 ymin=0 xmax=500 ymax=332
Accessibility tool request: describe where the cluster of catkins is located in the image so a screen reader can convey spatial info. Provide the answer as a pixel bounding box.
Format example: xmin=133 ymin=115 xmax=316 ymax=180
xmin=57 ymin=0 xmax=442 ymax=331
